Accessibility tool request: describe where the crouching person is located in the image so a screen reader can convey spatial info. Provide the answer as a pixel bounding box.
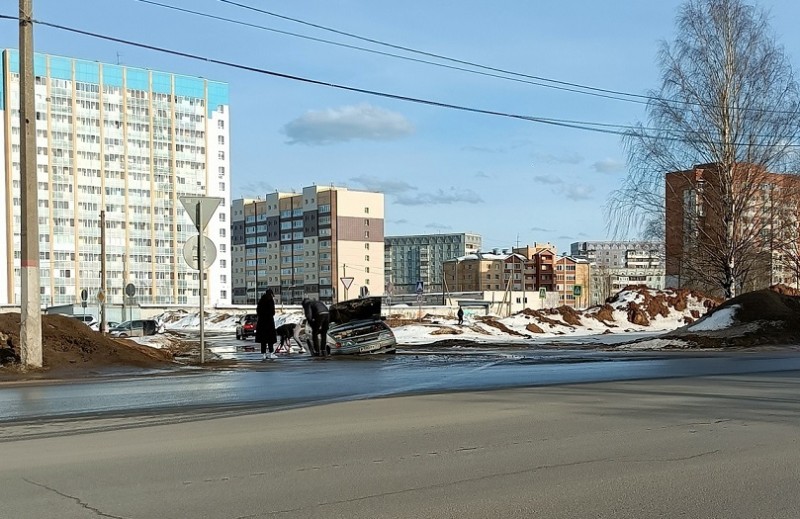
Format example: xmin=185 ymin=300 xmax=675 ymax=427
xmin=302 ymin=299 xmax=330 ymax=357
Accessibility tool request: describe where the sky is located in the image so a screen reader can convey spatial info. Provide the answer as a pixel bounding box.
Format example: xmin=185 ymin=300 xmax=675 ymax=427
xmin=3 ymin=0 xmax=800 ymax=255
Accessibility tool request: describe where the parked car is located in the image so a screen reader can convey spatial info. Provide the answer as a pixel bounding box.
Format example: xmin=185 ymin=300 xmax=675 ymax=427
xmin=236 ymin=314 xmax=258 ymax=340
xmin=306 ymin=297 xmax=396 ymax=355
xmin=89 ymin=321 xmax=119 ymax=332
xmin=71 ymin=314 xmax=98 ymax=327
xmin=109 ymin=319 xmax=159 ymax=338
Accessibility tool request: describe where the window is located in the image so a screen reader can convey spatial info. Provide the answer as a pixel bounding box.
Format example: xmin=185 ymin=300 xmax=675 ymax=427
xmin=219 ymin=182 xmax=226 ymax=191
xmin=218 ymin=151 xmax=225 ymax=160
xmin=364 ymin=207 xmax=369 ymax=214
xmin=220 ymin=229 xmax=226 ymax=237
xmin=364 ymin=231 xmax=369 ymax=239
xmin=218 ymin=120 xmax=224 ymax=129
xmin=365 ymin=243 xmax=369 ymax=250
xmin=218 ymin=135 xmax=225 ymax=145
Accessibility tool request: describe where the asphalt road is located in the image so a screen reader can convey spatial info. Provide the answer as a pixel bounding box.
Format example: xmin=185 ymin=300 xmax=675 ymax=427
xmin=3 ymin=371 xmax=800 ymax=518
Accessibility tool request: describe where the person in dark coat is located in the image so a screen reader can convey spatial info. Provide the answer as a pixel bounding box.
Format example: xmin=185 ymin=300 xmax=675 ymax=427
xmin=302 ymin=299 xmax=330 ymax=357
xmin=275 ymin=322 xmax=304 ymax=353
xmin=457 ymin=307 xmax=464 ymax=326
xmin=256 ymin=289 xmax=277 ymax=360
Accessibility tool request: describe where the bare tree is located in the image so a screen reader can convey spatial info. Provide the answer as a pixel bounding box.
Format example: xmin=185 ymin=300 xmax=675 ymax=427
xmin=608 ymin=0 xmax=800 ymax=298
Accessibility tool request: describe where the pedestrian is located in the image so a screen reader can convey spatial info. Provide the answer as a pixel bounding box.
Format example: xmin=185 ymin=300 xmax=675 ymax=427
xmin=256 ymin=288 xmax=277 ymax=360
xmin=275 ymin=322 xmax=304 ymax=353
xmin=457 ymin=307 xmax=464 ymax=326
xmin=302 ymin=298 xmax=330 ymax=357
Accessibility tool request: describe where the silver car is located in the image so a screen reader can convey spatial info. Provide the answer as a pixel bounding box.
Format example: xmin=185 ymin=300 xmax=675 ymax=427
xmin=308 ymin=297 xmax=396 ymax=355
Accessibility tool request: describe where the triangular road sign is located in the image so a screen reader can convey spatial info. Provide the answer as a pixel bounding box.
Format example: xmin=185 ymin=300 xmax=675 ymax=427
xmin=180 ymin=196 xmax=223 ymax=231
xmin=340 ymin=277 xmax=354 ymax=290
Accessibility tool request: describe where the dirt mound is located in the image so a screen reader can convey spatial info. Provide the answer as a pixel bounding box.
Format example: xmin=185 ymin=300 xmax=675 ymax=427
xmin=476 ymin=316 xmax=528 ymax=337
xmin=590 ymin=304 xmax=616 ymax=323
xmin=555 ymin=306 xmax=582 ymax=326
xmin=519 ymin=308 xmax=566 ymax=328
xmin=526 ymin=323 xmax=544 ymax=334
xmin=665 ymin=288 xmax=800 ymax=348
xmin=0 ymin=313 xmax=174 ymax=373
xmin=769 ymin=284 xmax=800 ymax=297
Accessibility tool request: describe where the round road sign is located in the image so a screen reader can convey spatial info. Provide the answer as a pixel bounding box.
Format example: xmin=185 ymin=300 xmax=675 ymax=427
xmin=182 ymin=235 xmax=217 ymax=270
xmin=125 ymin=283 xmax=136 ymax=298
xmin=80 ymin=288 xmax=88 ymax=302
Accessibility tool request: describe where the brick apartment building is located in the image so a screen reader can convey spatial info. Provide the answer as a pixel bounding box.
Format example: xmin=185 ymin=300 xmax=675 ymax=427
xmin=665 ymin=163 xmax=800 ymax=293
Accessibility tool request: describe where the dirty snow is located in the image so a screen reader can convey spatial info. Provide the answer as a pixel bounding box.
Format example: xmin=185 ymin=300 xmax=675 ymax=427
xmin=688 ymin=305 xmax=740 ymax=332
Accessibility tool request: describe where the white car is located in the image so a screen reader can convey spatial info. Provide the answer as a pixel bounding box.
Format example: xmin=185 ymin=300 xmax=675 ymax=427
xmin=306 ymin=297 xmax=397 ymax=356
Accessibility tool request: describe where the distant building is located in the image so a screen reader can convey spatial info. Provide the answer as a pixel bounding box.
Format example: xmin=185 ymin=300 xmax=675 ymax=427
xmin=443 ymin=244 xmax=589 ymax=308
xmin=665 ymin=163 xmax=800 ymax=295
xmin=0 ymin=50 xmax=231 ymax=307
xmin=230 ymin=198 xmax=255 ymax=304
xmin=384 ymin=233 xmax=481 ymax=294
xmin=233 ymin=186 xmax=384 ymax=305
xmin=571 ymin=241 xmax=665 ymax=305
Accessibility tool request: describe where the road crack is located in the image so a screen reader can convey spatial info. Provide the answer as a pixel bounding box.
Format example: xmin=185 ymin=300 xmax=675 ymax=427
xmin=23 ymin=478 xmax=130 ymax=519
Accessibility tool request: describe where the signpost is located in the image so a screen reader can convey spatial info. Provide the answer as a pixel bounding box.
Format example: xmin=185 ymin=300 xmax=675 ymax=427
xmin=539 ymin=287 xmax=547 ymax=299
xmin=416 ymin=280 xmax=424 ymax=321
xmin=179 ymin=196 xmax=223 ymax=364
xmin=340 ymin=276 xmax=354 ymax=301
xmin=123 ymin=283 xmax=136 ymax=322
xmin=80 ymin=288 xmax=88 ymax=323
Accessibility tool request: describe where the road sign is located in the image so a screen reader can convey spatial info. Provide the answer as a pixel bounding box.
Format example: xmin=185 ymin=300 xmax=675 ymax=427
xmin=125 ymin=283 xmax=137 ymax=298
xmin=340 ymin=277 xmax=354 ymax=290
xmin=415 ymin=281 xmax=424 ymax=294
xmin=97 ymin=289 xmax=106 ymax=303
xmin=539 ymin=288 xmax=547 ymax=299
xmin=573 ymin=285 xmax=582 ymax=297
xmin=80 ymin=288 xmax=88 ymax=302
xmin=183 ymin=235 xmax=217 ymax=270
xmin=179 ymin=196 xmax=223 ymax=231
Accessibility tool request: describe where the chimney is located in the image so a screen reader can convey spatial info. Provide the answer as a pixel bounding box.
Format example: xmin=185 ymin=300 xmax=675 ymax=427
xmin=492 ymin=248 xmax=499 ymax=254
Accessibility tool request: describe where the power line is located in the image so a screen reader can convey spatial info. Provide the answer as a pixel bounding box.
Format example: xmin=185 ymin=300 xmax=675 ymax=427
xmin=215 ymin=0 xmax=800 ymax=116
xmin=0 ymin=14 xmax=797 ymax=147
xmin=129 ymin=0 xmax=651 ymax=107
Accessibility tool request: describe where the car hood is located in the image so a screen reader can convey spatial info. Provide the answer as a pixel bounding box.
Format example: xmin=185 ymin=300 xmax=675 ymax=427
xmin=329 ymin=297 xmax=382 ymax=325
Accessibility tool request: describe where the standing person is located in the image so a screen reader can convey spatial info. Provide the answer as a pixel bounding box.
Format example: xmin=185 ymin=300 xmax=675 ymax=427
xmin=457 ymin=307 xmax=464 ymax=326
xmin=256 ymin=289 xmax=277 ymax=360
xmin=302 ymin=299 xmax=330 ymax=357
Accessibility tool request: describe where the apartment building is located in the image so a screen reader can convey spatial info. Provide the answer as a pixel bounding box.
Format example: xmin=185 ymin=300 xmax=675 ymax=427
xmin=0 ymin=50 xmax=231 ymax=307
xmin=571 ymin=240 xmax=665 ymax=304
xmin=554 ymin=256 xmax=591 ymax=307
xmin=665 ymin=163 xmax=800 ymax=293
xmin=230 ymin=198 xmax=255 ymax=304
xmin=513 ymin=242 xmax=557 ymax=291
xmin=384 ymin=232 xmax=481 ymax=294
xmin=443 ymin=250 xmax=526 ymax=292
xmin=235 ymin=186 xmax=384 ymax=305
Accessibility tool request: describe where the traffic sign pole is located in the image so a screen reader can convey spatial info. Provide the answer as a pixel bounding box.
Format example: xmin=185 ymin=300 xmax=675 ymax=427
xmin=197 ymin=202 xmax=205 ymax=364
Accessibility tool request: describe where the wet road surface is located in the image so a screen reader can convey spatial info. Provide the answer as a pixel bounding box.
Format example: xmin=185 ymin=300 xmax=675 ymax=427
xmin=2 ymin=330 xmax=800 ymax=423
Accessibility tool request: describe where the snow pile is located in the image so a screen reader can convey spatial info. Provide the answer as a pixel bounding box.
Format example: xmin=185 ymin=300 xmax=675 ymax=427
xmin=154 ymin=287 xmax=721 ymax=346
xmin=688 ymin=305 xmax=740 ymax=332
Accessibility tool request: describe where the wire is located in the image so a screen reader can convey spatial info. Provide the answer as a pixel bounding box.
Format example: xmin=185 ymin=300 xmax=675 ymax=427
xmin=129 ymin=0 xmax=651 ymax=107
xmin=1 ymin=14 xmax=798 ymax=147
xmin=215 ymin=0 xmax=800 ymax=116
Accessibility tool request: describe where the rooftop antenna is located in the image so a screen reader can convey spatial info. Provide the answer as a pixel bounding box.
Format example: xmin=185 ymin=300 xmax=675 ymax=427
xmin=116 ymin=52 xmax=123 ymax=65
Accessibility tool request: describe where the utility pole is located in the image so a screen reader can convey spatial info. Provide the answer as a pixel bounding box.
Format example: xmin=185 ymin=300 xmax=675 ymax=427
xmin=19 ymin=0 xmax=42 ymax=368
xmin=100 ymin=210 xmax=107 ymax=333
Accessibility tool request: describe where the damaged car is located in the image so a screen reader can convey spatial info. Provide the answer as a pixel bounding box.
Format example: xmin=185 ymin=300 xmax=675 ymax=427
xmin=307 ymin=297 xmax=397 ymax=355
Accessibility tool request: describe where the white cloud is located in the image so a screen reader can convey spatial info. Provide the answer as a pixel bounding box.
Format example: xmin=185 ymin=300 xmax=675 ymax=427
xmin=395 ymin=188 xmax=483 ymax=206
xmin=533 ymin=175 xmax=563 ymax=185
xmin=425 ymin=222 xmax=453 ymax=230
xmin=283 ymin=103 xmax=414 ymax=145
xmin=561 ymin=185 xmax=595 ymax=201
xmin=592 ymin=158 xmax=625 ymax=174
xmin=531 ymin=226 xmax=553 ymax=232
xmin=238 ymin=180 xmax=274 ymax=197
xmin=532 ymin=151 xmax=584 ymax=165
xmin=349 ymin=175 xmax=416 ymax=195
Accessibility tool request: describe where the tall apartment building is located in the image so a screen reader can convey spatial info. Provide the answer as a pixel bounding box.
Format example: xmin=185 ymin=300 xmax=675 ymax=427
xmin=0 ymin=50 xmax=231 ymax=307
xmin=665 ymin=163 xmax=800 ymax=294
xmin=230 ymin=198 xmax=255 ymax=304
xmin=384 ymin=232 xmax=481 ymax=294
xmin=443 ymin=250 xmax=527 ymax=292
xmin=571 ymin=240 xmax=665 ymax=304
xmin=235 ymin=186 xmax=384 ymax=305
xmin=513 ymin=242 xmax=557 ymax=292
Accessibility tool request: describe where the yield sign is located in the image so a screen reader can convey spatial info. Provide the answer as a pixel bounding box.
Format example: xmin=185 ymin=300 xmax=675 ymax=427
xmin=340 ymin=277 xmax=354 ymax=290
xmin=179 ymin=196 xmax=223 ymax=231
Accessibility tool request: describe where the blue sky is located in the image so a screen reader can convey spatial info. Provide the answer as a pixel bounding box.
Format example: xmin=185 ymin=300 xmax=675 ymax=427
xmin=3 ymin=1 xmax=800 ymax=254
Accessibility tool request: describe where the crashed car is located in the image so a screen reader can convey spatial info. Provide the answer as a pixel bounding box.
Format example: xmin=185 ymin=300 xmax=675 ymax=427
xmin=306 ymin=297 xmax=396 ymax=355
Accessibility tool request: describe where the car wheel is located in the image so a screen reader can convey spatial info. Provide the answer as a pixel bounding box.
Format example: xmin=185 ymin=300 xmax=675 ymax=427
xmin=119 ymin=333 xmax=128 ymax=338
